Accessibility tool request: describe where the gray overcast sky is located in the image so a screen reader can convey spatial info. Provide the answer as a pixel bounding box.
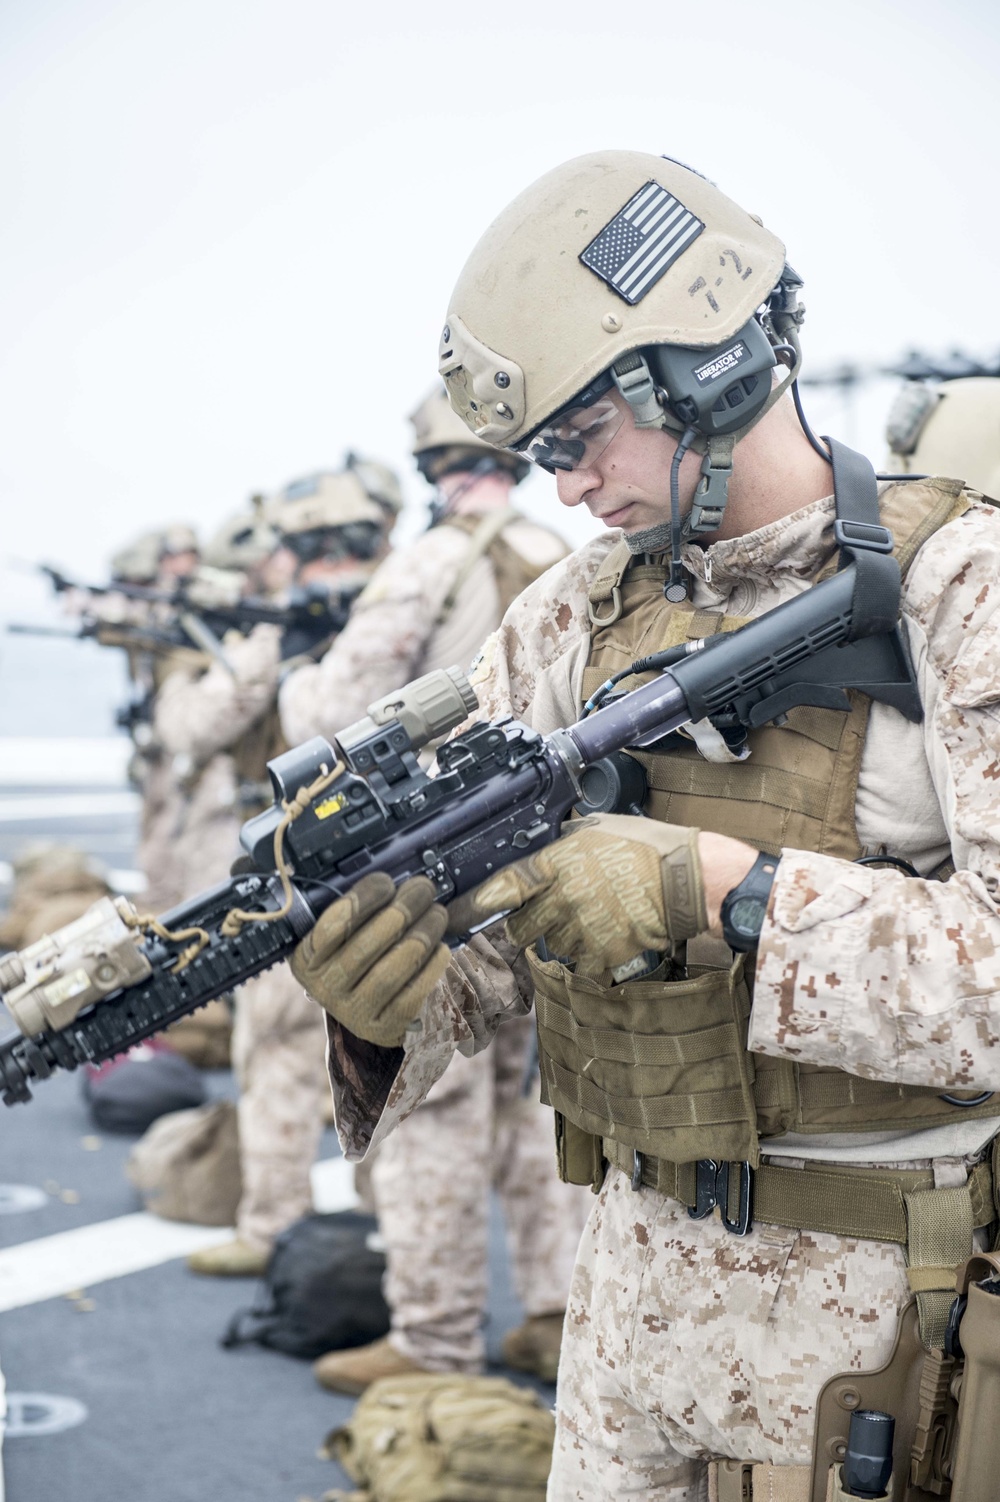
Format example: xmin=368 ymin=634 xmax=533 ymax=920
xmin=1 ymin=0 xmax=998 ymax=596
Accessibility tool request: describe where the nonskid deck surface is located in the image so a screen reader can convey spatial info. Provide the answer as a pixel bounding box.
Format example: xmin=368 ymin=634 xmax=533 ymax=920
xmin=0 ymin=741 xmax=549 ymax=1502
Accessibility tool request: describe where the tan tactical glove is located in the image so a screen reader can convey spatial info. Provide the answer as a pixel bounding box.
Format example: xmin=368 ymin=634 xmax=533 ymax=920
xmin=447 ymin=813 xmax=706 ymax=968
xmin=290 ymin=873 xmax=451 ymax=1047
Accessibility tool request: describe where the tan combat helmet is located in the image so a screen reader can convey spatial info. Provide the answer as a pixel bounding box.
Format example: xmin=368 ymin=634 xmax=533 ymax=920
xmin=270 ymin=468 xmax=397 ymax=538
xmin=410 ymin=385 xmax=529 ymax=484
xmin=202 ymin=496 xmax=280 ymax=572
xmin=159 ymin=523 xmax=199 ymax=557
xmin=110 ymin=525 xmax=199 ymax=583
xmin=886 ymin=377 xmax=1000 ymax=498
xmin=269 ymin=462 xmax=400 ymax=567
xmin=439 ymin=150 xmax=804 ymax=538
xmin=110 ymin=530 xmax=167 ymax=584
xmin=344 ymin=453 xmax=404 ymax=513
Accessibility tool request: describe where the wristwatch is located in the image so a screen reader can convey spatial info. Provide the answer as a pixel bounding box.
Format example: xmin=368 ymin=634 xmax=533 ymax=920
xmin=720 ymin=851 xmax=778 ymax=952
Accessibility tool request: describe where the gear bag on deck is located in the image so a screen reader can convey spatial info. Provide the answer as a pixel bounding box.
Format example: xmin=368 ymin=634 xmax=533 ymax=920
xmin=322 ymin=1372 xmax=555 ymax=1502
xmin=222 ymin=1209 xmax=390 ymax=1359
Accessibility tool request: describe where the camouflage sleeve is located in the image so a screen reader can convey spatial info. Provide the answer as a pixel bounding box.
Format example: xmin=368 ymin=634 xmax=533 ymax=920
xmin=325 ymin=928 xmax=533 ymax=1159
xmin=750 ymin=502 xmax=1000 ymax=1089
xmin=153 ymin=624 xmax=282 ymax=761
xmin=278 ymin=529 xmax=470 ymax=746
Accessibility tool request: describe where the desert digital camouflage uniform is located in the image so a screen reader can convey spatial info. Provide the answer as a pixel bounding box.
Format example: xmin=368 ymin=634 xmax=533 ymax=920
xmin=279 ymin=512 xmax=566 ymax=747
xmin=154 ymin=623 xmax=329 ymax=1248
xmin=313 ymin=486 xmax=1000 ymax=1496
xmin=280 ymin=503 xmax=588 ymax=1373
xmin=373 ymin=1013 xmax=589 ymax=1373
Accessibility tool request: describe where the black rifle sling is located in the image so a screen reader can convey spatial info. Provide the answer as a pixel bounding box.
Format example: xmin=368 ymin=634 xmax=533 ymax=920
xmin=823 ymin=435 xmax=901 ymax=639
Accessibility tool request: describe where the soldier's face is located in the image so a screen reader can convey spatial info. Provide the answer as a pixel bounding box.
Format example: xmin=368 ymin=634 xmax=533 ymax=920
xmin=553 ymin=390 xmax=702 ymax=535
xmin=158 ymin=549 xmax=199 ymax=581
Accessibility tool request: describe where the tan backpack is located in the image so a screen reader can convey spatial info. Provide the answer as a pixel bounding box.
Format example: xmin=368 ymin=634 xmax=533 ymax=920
xmin=126 ymin=1099 xmax=241 ymax=1226
xmin=322 ymin=1372 xmax=555 ymax=1502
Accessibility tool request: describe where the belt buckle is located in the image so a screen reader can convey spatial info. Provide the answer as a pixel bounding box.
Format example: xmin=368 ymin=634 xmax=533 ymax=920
xmin=688 ymin=1159 xmax=754 ymax=1236
xmin=688 ymin=1158 xmax=721 ymax=1220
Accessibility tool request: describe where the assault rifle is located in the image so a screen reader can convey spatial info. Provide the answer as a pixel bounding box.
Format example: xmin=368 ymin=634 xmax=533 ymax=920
xmin=11 ymin=572 xmax=364 ymax=662
xmin=0 ymin=562 xmax=922 ymax=1107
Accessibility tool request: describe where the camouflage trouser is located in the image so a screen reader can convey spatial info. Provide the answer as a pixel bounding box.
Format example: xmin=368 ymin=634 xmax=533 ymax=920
xmin=371 ymin=1014 xmax=591 ymax=1371
xmin=549 ymin=1166 xmax=910 ymax=1501
xmin=231 ymin=964 xmax=329 ymax=1251
xmin=139 ymin=756 xmax=243 ymax=911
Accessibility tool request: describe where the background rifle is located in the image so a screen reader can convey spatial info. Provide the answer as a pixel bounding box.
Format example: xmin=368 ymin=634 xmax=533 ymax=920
xmin=7 ymin=616 xmax=207 ymax=660
xmin=16 ymin=566 xmax=365 ymax=660
xmin=0 ymin=561 xmax=923 ymax=1107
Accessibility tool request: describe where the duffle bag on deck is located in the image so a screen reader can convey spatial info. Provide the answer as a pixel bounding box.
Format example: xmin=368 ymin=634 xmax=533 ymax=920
xmin=222 ymin=1210 xmax=390 ymax=1359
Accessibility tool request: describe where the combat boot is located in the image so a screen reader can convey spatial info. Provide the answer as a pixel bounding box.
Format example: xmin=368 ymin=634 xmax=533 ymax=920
xmin=501 ymin=1312 xmax=565 ymax=1384
xmin=313 ymin=1335 xmax=430 ymax=1396
xmin=186 ymin=1237 xmax=269 ymax=1277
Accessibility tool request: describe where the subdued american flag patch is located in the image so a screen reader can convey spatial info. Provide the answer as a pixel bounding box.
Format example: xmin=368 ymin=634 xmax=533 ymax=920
xmin=580 ymin=181 xmax=704 ymax=305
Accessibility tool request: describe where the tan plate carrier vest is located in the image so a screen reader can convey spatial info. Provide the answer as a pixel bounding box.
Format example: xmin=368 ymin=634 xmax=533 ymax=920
xmin=526 ymin=478 xmax=999 ymax=1348
xmin=438 ymin=510 xmax=560 ymax=623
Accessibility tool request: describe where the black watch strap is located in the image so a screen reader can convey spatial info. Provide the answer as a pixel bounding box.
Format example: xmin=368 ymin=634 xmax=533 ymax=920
xmin=720 ymin=850 xmax=778 ymax=952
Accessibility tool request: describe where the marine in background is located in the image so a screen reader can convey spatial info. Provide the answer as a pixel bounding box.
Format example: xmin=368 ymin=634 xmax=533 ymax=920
xmin=280 ymin=396 xmax=588 ymax=1396
xmin=885 ymin=373 xmax=1000 ymax=497
xmin=181 ymin=460 xmax=401 ymax=1276
xmin=279 ymin=388 xmax=567 ymax=746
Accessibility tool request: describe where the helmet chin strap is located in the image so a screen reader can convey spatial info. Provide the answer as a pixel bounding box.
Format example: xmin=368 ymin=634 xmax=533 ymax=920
xmin=603 ymin=267 xmax=808 ymax=601
xmin=687 ymin=334 xmax=802 ymax=535
xmin=614 ymin=335 xmax=803 ymax=601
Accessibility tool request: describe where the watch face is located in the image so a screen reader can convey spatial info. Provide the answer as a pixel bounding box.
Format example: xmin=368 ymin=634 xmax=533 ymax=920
xmin=728 ymin=894 xmax=767 ymax=939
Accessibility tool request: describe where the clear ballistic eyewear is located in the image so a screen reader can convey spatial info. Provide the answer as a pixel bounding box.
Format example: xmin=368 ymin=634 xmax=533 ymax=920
xmin=517 ymin=394 xmax=626 ymax=475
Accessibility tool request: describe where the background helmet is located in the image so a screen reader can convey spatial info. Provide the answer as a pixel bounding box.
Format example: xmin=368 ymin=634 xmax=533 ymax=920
xmin=344 ymin=453 xmax=404 ymax=514
xmin=269 ymin=465 xmax=398 ymax=567
xmin=885 ymin=376 xmax=1000 ymax=498
xmin=201 ymin=496 xmax=279 ymax=572
xmin=110 ymin=525 xmax=198 ymax=583
xmin=409 ymin=385 xmax=529 ymax=484
xmin=159 ymin=523 xmax=199 ymax=557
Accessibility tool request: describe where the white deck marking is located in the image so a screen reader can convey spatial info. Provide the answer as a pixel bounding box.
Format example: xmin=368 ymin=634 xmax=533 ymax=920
xmin=0 ymin=1158 xmax=357 ymax=1312
xmin=0 ymin=1216 xmax=233 ymax=1312
xmin=0 ymin=792 xmax=140 ymax=823
xmin=0 ymin=738 xmax=132 ymax=786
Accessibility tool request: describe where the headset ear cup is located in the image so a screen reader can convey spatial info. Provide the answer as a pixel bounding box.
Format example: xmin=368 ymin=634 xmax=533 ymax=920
xmin=646 ymin=317 xmax=778 ymax=439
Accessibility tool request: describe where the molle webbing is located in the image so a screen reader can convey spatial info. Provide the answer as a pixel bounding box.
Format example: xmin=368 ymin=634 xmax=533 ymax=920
xmin=583 ymin=566 xmax=871 ymax=859
xmin=533 ymin=949 xmax=762 ymax=1167
xmin=534 ymin=478 xmax=995 ymax=1181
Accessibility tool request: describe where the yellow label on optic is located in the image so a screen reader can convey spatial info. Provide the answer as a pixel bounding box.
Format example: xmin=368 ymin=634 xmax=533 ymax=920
xmin=314 ymin=793 xmax=348 ymax=820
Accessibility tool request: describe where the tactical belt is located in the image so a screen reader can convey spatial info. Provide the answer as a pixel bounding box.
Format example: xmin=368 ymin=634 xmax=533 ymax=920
xmin=603 ymin=1140 xmax=995 ymax=1244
